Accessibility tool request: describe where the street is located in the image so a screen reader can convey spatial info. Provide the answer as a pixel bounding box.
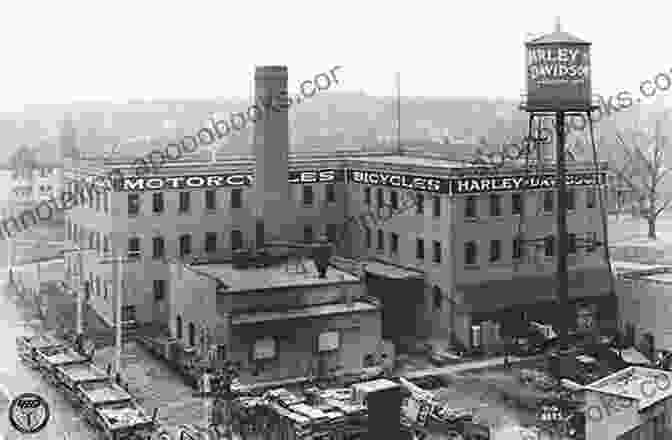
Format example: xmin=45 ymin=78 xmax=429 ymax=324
xmin=0 ymin=275 xmax=96 ymax=440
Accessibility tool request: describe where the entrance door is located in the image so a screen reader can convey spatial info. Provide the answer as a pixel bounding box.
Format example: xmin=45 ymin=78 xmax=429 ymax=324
xmin=152 ymin=280 xmax=168 ymax=325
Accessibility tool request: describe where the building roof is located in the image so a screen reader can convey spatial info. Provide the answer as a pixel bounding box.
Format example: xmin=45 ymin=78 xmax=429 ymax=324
xmin=346 ymin=155 xmax=471 ymax=170
xmin=230 ymin=300 xmax=379 ymax=325
xmin=188 ymin=259 xmax=360 ymax=293
xmin=363 ymin=260 xmax=424 ymax=280
xmin=585 ymin=367 xmax=672 ymax=411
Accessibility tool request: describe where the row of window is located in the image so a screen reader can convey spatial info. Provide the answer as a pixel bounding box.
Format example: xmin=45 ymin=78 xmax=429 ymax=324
xmin=66 ymin=221 xmax=111 ymax=253
xmin=465 ymin=189 xmax=597 ymax=219
xmin=463 ymin=232 xmax=599 ymax=265
xmin=364 ymin=228 xmax=441 ymax=263
xmin=129 ymin=188 xmax=245 ymax=216
xmin=75 ymin=270 xmax=167 ymax=304
xmin=65 ymin=181 xmax=111 ymax=214
xmin=363 ymin=187 xmax=440 ymax=217
xmin=362 ymin=228 xmax=598 ymax=266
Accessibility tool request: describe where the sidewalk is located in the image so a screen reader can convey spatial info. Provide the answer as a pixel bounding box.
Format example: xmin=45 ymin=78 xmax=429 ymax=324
xmin=403 ymin=356 xmax=523 ymax=380
xmin=92 ymin=341 xmax=207 ymax=430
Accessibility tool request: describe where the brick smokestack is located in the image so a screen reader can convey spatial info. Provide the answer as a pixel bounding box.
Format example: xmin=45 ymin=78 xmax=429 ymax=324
xmin=252 ymin=66 xmax=292 ymax=243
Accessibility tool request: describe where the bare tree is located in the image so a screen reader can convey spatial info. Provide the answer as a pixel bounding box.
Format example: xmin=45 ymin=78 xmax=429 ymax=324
xmin=612 ymin=117 xmax=672 ymax=239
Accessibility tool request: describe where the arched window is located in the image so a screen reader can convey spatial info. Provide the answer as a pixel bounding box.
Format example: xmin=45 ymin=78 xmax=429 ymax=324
xmin=433 ymin=286 xmax=442 ymax=311
xmin=176 ymin=315 xmax=182 ymax=340
xmin=188 ymin=322 xmax=196 ymax=347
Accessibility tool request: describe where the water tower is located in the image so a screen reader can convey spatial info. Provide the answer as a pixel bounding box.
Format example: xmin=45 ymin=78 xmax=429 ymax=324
xmin=520 ymin=19 xmax=602 ymax=349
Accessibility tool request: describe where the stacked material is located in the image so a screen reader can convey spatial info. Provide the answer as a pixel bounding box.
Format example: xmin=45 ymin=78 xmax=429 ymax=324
xmin=14 ymin=332 xmax=157 ymax=440
xmin=16 ymin=333 xmax=66 ymax=367
xmin=93 ymin=400 xmax=155 ymax=440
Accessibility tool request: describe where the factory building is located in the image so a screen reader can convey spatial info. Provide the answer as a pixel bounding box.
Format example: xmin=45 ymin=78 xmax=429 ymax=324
xmin=63 ymin=65 xmax=615 ymax=361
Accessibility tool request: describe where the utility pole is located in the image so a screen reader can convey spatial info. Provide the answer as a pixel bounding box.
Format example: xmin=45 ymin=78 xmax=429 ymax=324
xmin=98 ymin=253 xmax=135 ymax=377
xmin=61 ymin=246 xmax=92 ymax=337
xmin=396 ymin=72 xmax=401 ymax=154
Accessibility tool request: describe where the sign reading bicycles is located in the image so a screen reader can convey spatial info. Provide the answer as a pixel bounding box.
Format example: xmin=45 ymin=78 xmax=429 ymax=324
xmin=346 ymin=169 xmax=449 ymax=193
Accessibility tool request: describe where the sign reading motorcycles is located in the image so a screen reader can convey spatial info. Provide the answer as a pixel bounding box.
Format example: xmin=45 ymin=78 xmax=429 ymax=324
xmin=118 ymin=169 xmax=345 ymax=191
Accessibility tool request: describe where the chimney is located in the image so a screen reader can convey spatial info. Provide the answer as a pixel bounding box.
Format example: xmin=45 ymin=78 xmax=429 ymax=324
xmin=251 ymin=66 xmax=292 ymax=241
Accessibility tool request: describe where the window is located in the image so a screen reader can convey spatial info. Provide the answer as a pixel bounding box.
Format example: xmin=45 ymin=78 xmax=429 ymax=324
xmin=179 ymin=234 xmax=192 ymax=257
xmin=128 ymin=237 xmax=141 ymax=259
xmin=566 ymin=189 xmax=576 ymax=211
xmin=365 ymin=227 xmax=371 ymax=248
xmin=377 ymin=229 xmax=384 ymax=251
xmin=568 ymin=233 xmax=577 ymax=254
xmin=433 ymin=241 xmax=442 ymax=263
xmin=465 ymin=196 xmax=477 ymax=218
xmin=586 ymin=188 xmax=596 ymax=208
xmin=364 ymin=187 xmax=371 ymax=206
xmin=543 ymin=191 xmax=554 ymax=213
xmin=205 ymin=232 xmax=217 ymax=253
xmin=231 ymin=188 xmax=242 ymax=209
xmin=390 ymin=232 xmax=399 ymax=255
xmin=416 ymin=193 xmax=424 ymax=214
xmin=153 ymin=279 xmax=166 ymax=301
xmin=512 ymin=193 xmax=523 ymax=215
xmin=465 ymin=241 xmax=477 ymax=265
xmin=152 ymin=193 xmax=164 ymax=213
xmin=326 ymin=184 xmax=336 ymax=203
xmin=303 ymin=225 xmax=314 ymax=242
xmin=586 ymin=231 xmax=598 ymax=253
xmin=188 ymin=323 xmax=196 ymax=347
xmin=545 ymin=235 xmax=555 ymax=257
xmin=433 ymin=286 xmax=442 ymax=311
xmin=490 ymin=240 xmax=501 ymax=262
xmin=96 ymin=276 xmax=102 ymax=300
xmin=303 ymin=185 xmax=314 ymax=206
xmin=253 ymin=337 xmax=277 ymax=360
xmin=513 ymin=237 xmax=524 ymax=260
xmin=152 ymin=237 xmax=164 ymax=259
xmin=433 ymin=196 xmax=441 ymax=217
xmin=376 ymin=188 xmax=384 ymax=209
xmin=326 ymin=224 xmax=338 ymax=243
xmin=128 ymin=194 xmax=140 ymax=216
xmin=176 ymin=316 xmax=182 ymax=340
xmin=317 ymin=331 xmax=340 ymax=352
xmin=89 ymin=232 xmax=95 ymax=250
xmin=95 ymin=193 xmax=101 ymax=211
xmin=103 ymin=192 xmax=109 ymax=213
xmin=205 ymin=189 xmax=217 ymax=210
xmin=489 ymin=194 xmax=502 ymax=217
xmin=179 ymin=191 xmax=190 ymax=213
xmin=390 ymin=191 xmax=399 ymax=210
xmin=416 ymin=238 xmax=425 ymax=260
xmin=231 ymin=230 xmax=243 ymax=250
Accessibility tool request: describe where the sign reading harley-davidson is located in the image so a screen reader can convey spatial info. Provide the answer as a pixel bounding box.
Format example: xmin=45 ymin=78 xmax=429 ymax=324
xmin=452 ymin=172 xmax=606 ymax=194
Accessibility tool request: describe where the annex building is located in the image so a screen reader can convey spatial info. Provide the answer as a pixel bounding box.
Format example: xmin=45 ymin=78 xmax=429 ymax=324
xmin=62 ymin=66 xmax=616 ymax=375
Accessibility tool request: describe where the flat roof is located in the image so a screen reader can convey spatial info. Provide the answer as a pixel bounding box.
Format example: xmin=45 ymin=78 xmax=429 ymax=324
xmin=230 ymin=300 xmax=379 ymax=325
xmin=585 ymin=367 xmax=672 ymax=410
xmin=347 ymin=155 xmax=471 ymax=170
xmin=190 ymin=259 xmax=360 ymax=293
xmin=612 ymin=260 xmax=670 ymax=274
xmin=363 ymin=260 xmax=424 ymax=280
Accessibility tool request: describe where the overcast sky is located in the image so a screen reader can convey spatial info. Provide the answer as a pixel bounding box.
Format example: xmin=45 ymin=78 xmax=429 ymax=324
xmin=1 ymin=0 xmax=670 ymax=112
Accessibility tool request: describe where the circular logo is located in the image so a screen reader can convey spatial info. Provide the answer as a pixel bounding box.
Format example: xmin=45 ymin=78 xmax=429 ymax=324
xmin=8 ymin=392 xmax=50 ymax=434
